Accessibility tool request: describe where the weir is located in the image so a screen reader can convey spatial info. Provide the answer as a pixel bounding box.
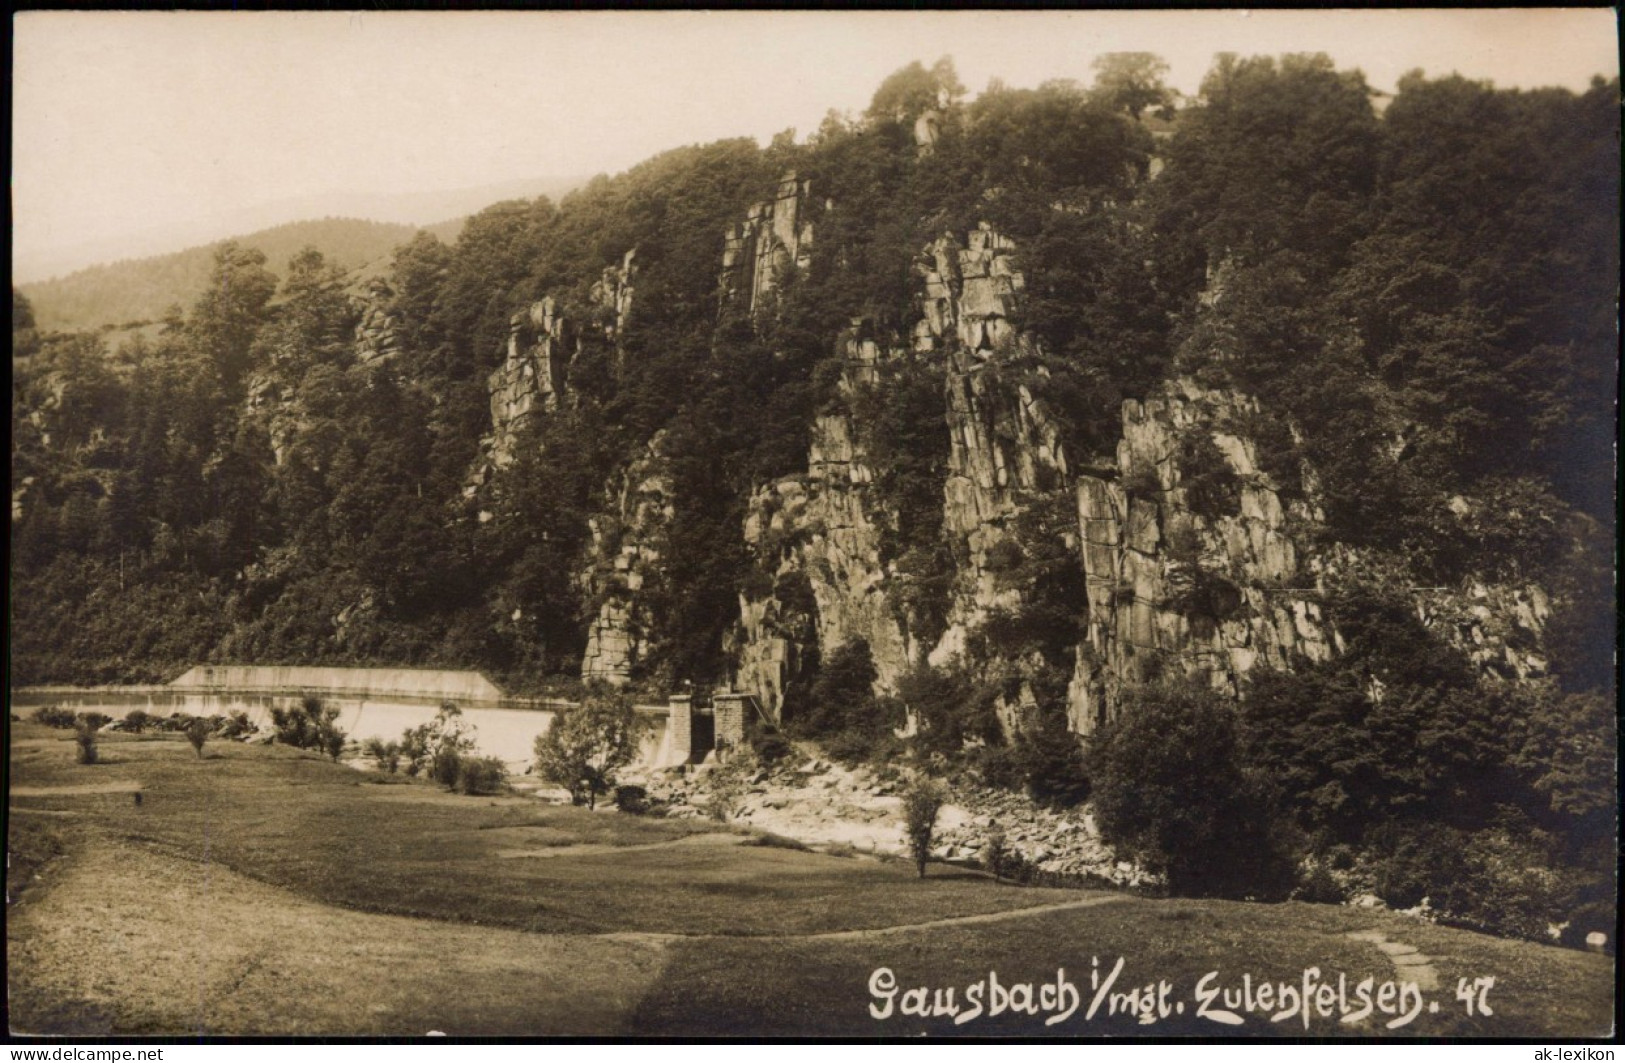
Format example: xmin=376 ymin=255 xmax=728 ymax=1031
xmin=169 ymin=665 xmax=506 ymax=704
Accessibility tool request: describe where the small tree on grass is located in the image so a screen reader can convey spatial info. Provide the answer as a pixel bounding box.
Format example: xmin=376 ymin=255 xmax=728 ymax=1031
xmin=74 ymin=721 xmax=99 ymax=765
xmin=186 ymin=717 xmax=210 ymax=758
xmin=983 ymin=823 xmax=1010 ymax=884
xmin=533 ymin=687 xmax=639 ymax=809
xmin=902 ymin=778 xmax=947 ymax=879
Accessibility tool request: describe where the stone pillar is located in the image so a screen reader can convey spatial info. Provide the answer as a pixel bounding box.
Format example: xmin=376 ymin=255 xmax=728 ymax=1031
xmin=667 ymin=695 xmax=693 ymax=762
xmin=713 ymin=694 xmax=751 ymax=752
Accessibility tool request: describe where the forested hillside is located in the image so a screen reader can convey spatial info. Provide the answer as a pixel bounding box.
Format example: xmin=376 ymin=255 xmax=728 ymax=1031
xmin=11 ymin=56 xmax=1616 ymax=930
xmin=18 ymin=217 xmax=463 ymax=334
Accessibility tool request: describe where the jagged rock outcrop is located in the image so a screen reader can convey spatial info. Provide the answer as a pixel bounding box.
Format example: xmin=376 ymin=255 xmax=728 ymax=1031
xmin=1066 ymin=379 xmax=1334 ymax=734
xmin=733 ymin=224 xmax=1078 ymax=728
xmin=736 ymin=328 xmax=913 ymax=719
xmin=1063 ymin=378 xmax=1555 ymax=734
xmin=914 ymin=225 xmax=1072 ymax=667
xmin=473 ymin=248 xmax=633 ymax=484
xmin=1316 ymin=544 xmax=1554 ymax=684
xmin=485 ymin=296 xmax=574 ymax=469
xmin=720 ymin=173 xmax=816 ymax=315
xmin=354 ymin=280 xmax=404 ymax=366
xmin=590 ymin=248 xmax=637 ymax=342
xmin=244 ymin=372 xmax=303 ymax=467
xmin=913 ymin=109 xmax=942 ymax=153
xmin=1417 ymin=581 xmax=1551 ymax=682
xmin=580 ymin=433 xmax=673 ymax=686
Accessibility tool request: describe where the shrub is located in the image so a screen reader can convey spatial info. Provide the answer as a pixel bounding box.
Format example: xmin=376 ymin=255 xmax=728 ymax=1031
xmin=1163 ymin=564 xmax=1244 ymax=623
xmin=122 ymin=709 xmax=153 ymax=733
xmin=972 ymin=715 xmax=1090 ymax=808
xmin=73 ymin=721 xmax=99 ymax=765
xmin=533 ymin=687 xmax=639 ymax=808
xmin=1123 ymin=462 xmax=1162 ymax=499
xmin=798 ymin=639 xmax=878 ymax=737
xmin=977 ymin=745 xmax=1025 ymax=791
xmin=1437 ymin=827 xmax=1573 ymax=941
xmin=186 ymin=717 xmax=209 ymax=758
xmin=1018 ymin=716 xmax=1091 ymax=808
xmin=824 ymin=725 xmax=903 ymax=767
xmin=1561 ymin=900 xmax=1616 ymax=952
xmin=270 ymin=696 xmax=347 ymax=759
xmin=1087 ymin=680 xmax=1297 ymax=899
xmin=455 ymin=755 xmax=508 ymax=795
xmin=749 ymin=725 xmax=794 ymax=766
xmin=1358 ymin=819 xmax=1575 ymax=942
xmin=76 ymin=711 xmax=113 ymax=732
xmin=1292 ymin=857 xmax=1349 ymax=905
xmin=614 ymin=784 xmax=651 ymax=814
xmin=31 ymin=705 xmax=77 ymax=729
xmin=703 ymin=765 xmax=748 ymax=823
xmin=217 ymin=710 xmax=257 ymax=740
xmin=432 ymin=748 xmax=464 ymax=789
xmin=901 ymin=778 xmax=947 ymax=879
xmin=402 ymin=702 xmax=478 ymax=783
xmin=898 ymin=662 xmax=1000 ymax=758
xmin=363 ymin=738 xmax=402 ymax=774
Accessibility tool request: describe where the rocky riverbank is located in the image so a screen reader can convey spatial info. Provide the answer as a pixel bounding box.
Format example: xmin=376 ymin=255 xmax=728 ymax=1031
xmin=627 ymin=751 xmax=1156 ymax=889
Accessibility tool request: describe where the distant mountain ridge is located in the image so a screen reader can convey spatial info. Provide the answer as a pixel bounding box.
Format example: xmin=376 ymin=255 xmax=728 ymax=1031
xmin=18 ymin=217 xmax=455 ymax=335
xmin=19 ymin=216 xmax=445 ymax=333
xmin=15 ymin=174 xmax=590 ymax=285
xmin=18 ymin=174 xmax=588 ymax=335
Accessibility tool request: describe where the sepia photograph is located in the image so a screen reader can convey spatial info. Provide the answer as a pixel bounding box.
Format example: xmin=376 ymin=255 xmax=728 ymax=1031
xmin=8 ymin=9 xmax=1619 ymax=1041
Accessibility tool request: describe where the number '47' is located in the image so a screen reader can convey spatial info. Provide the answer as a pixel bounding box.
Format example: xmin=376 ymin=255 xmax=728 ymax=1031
xmin=1456 ymin=976 xmax=1495 ymax=1016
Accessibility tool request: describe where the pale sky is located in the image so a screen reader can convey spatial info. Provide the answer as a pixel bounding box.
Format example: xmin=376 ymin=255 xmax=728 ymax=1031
xmin=12 ymin=9 xmax=1619 ymax=283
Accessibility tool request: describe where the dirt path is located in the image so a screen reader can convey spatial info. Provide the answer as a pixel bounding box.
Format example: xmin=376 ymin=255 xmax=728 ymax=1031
xmin=600 ymin=893 xmax=1126 ymax=945
xmin=496 ymin=832 xmax=749 ymax=859
xmin=1345 ymin=929 xmax=1441 ymax=990
xmin=12 ymin=783 xmax=143 ymax=797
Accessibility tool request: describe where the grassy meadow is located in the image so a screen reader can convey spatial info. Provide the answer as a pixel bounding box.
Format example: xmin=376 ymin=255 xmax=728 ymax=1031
xmin=6 ymin=723 xmax=1614 ymax=1037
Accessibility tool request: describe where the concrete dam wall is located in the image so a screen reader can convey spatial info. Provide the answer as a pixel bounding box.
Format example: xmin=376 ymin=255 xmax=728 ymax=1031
xmin=168 ymin=665 xmax=505 ymax=703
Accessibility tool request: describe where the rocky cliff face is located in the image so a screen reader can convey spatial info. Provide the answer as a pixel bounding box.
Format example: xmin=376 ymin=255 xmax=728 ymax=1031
xmin=1065 ymin=380 xmax=1334 ymax=733
xmin=591 ymin=248 xmax=637 ymax=343
xmin=242 ymin=282 xmax=398 ymax=469
xmin=735 ymin=328 xmax=914 ymax=719
xmin=720 ymin=173 xmax=816 ymax=315
xmin=1063 ymin=377 xmax=1555 ymax=734
xmin=466 ymin=187 xmax=1553 ymax=730
xmin=486 ymin=297 xmax=574 ymax=469
xmin=915 ymin=225 xmax=1072 ymax=667
xmin=354 ymin=280 xmax=404 ymax=367
xmin=733 ymin=223 xmax=1073 ymax=726
xmin=476 ymin=247 xmax=633 ymax=482
xmin=579 ymin=432 xmax=673 ymax=686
